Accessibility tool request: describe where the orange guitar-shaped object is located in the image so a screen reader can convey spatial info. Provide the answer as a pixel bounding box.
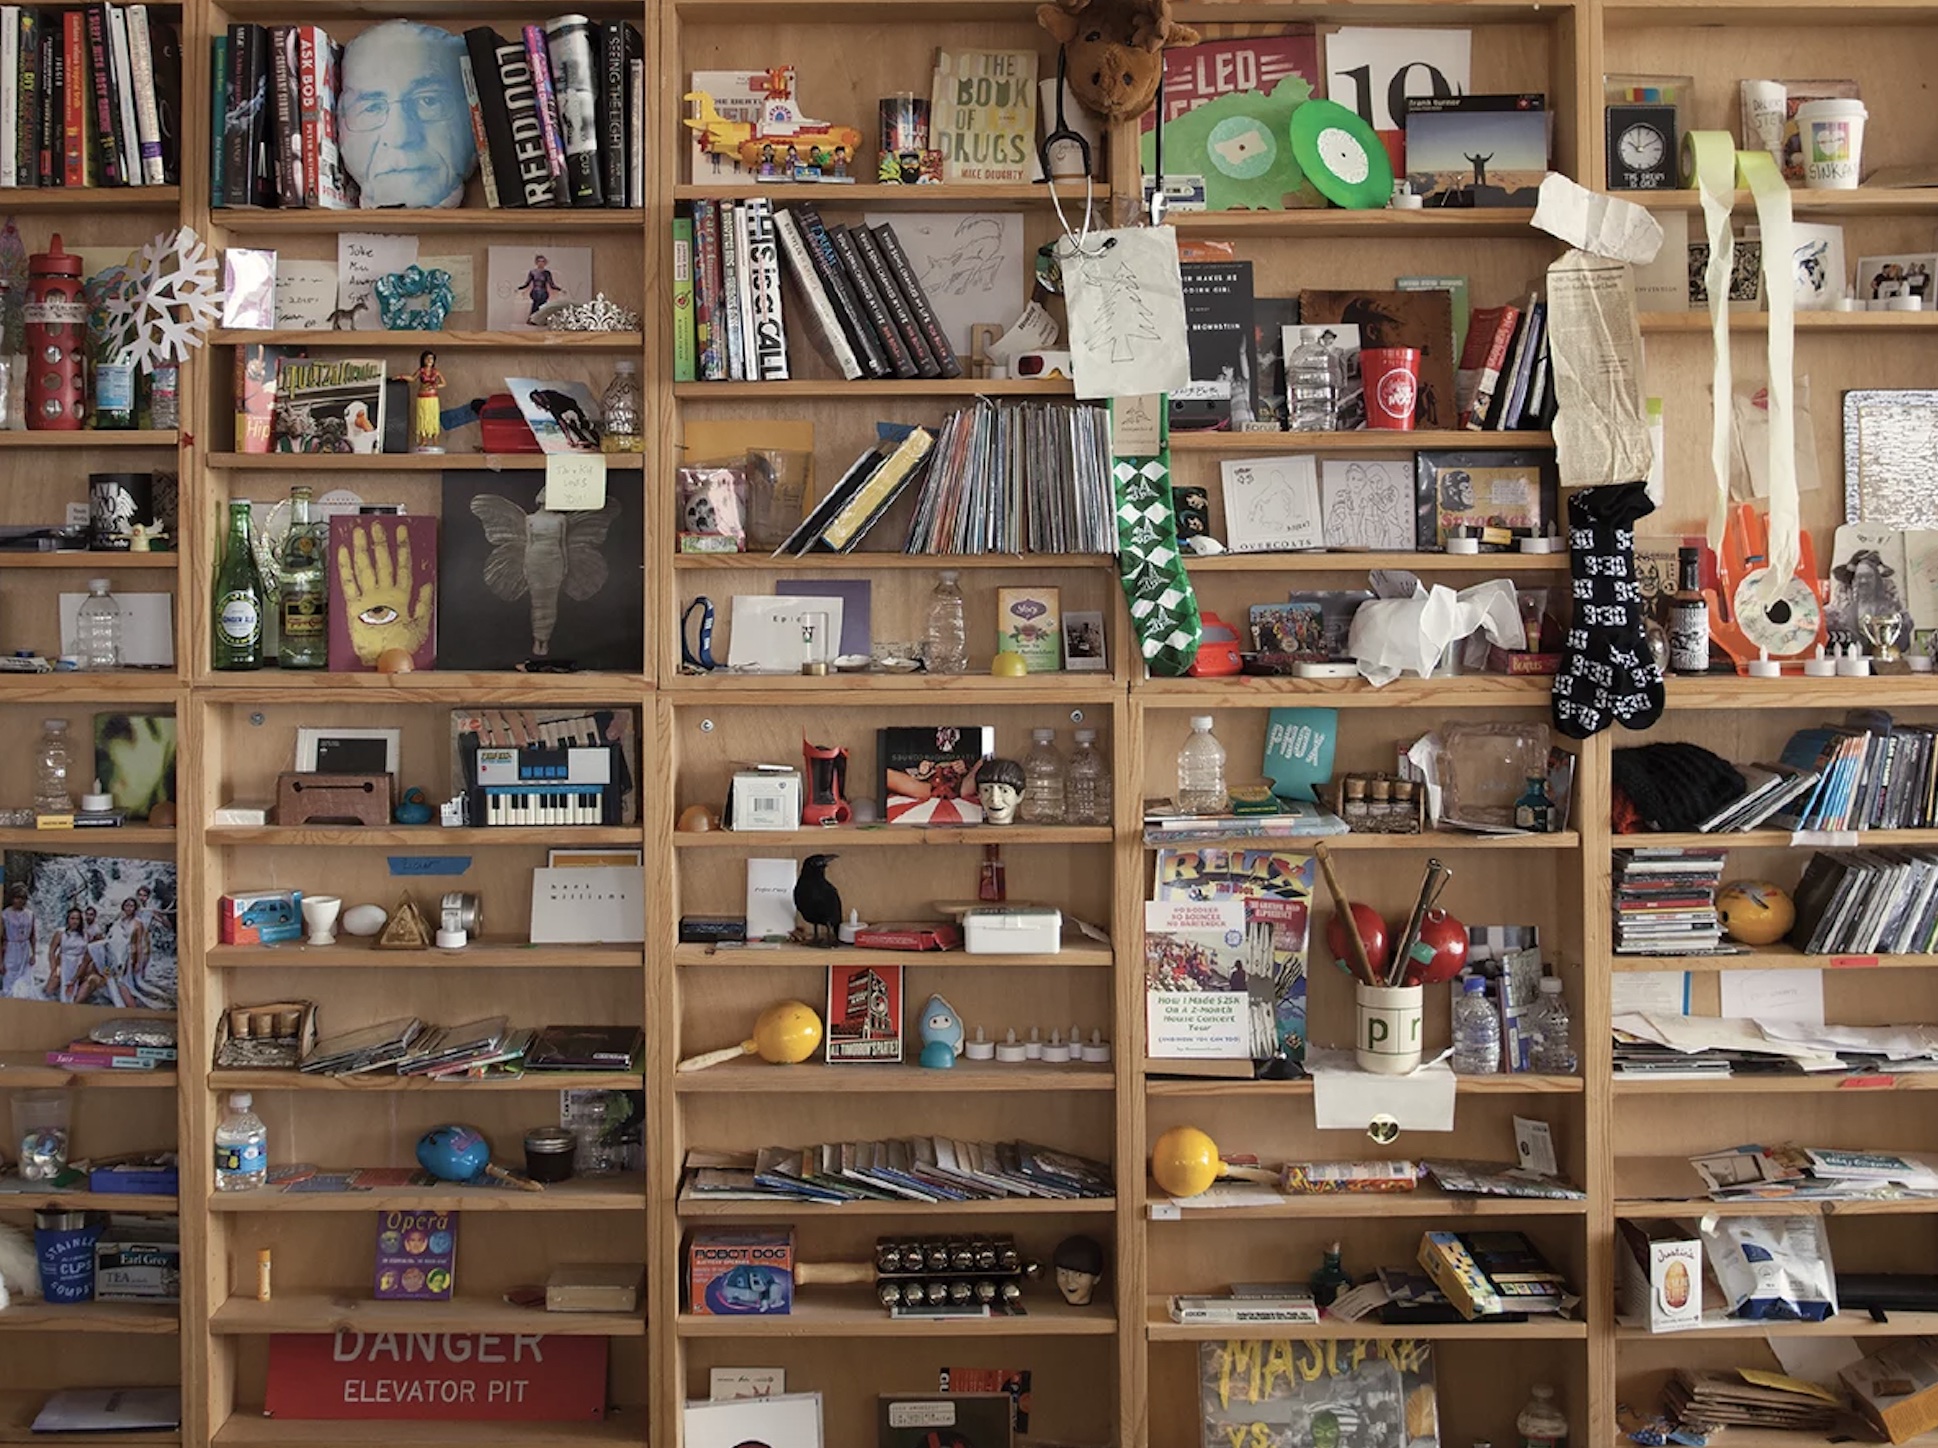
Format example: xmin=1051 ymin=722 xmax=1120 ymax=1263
xmin=1703 ymin=504 xmax=1828 ymax=672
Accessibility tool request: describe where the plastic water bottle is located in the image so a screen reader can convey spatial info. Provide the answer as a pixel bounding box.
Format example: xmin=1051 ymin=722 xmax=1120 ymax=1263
xmin=924 ymin=570 xmax=968 ymax=674
xmin=34 ymin=718 xmax=74 ymax=814
xmin=1517 ymin=1385 xmax=1568 ymax=1448
xmin=1529 ymin=977 xmax=1578 ymax=1074
xmin=1065 ymin=729 xmax=1111 ymax=826
xmin=1452 ymin=976 xmax=1501 ymax=1075
xmin=214 ymin=1091 xmax=268 ymax=1192
xmin=76 ymin=578 xmax=121 ymax=670
xmin=1176 ymin=715 xmax=1228 ymax=814
xmin=1287 ymin=335 xmax=1339 ymax=431
xmin=1021 ymin=728 xmax=1066 ymax=824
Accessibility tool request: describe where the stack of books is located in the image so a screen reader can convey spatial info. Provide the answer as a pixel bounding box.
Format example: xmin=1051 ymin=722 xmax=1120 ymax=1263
xmin=681 ymin=1140 xmax=1112 ymax=1205
xmin=45 ymin=1033 xmax=177 ymax=1071
xmin=0 ymin=6 xmax=182 ymax=190
xmin=1144 ymin=797 xmax=1349 ymax=845
xmin=1790 ymin=848 xmax=1938 ymax=955
xmin=1168 ymin=1285 xmax=1319 ymax=1326
xmin=1612 ymin=848 xmax=1726 ymax=954
xmin=1458 ymin=296 xmax=1558 ymax=431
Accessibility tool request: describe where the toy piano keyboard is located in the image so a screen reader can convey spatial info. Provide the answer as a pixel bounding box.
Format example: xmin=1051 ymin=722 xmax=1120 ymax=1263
xmin=457 ymin=713 xmax=626 ymax=828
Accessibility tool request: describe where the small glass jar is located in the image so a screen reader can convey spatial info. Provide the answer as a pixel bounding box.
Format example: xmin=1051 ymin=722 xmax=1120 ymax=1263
xmin=1391 ymin=778 xmax=1420 ymax=833
xmin=1340 ymin=776 xmax=1371 ymax=832
xmin=523 ymin=1126 xmax=577 ymax=1183
xmin=1368 ymin=777 xmax=1396 ymax=833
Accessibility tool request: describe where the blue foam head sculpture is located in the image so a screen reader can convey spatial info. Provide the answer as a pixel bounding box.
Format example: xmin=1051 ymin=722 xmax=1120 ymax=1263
xmin=338 ymin=21 xmax=477 ymax=209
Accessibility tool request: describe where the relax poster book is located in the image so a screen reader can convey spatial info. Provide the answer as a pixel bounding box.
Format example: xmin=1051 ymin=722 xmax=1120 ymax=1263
xmin=1199 ymin=1339 xmax=1440 ymax=1448
xmin=1145 ymin=898 xmax=1251 ymax=1059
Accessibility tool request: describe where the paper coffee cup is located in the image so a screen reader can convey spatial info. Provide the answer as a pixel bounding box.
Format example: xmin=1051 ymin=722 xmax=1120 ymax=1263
xmin=1796 ymin=98 xmax=1867 ymax=189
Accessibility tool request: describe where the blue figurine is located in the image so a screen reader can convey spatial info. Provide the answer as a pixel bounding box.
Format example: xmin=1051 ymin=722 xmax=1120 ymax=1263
xmin=918 ymin=993 xmax=964 ymax=1069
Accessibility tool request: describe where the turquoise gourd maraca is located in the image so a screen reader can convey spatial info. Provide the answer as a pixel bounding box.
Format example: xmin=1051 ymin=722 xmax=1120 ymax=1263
xmin=417 ymin=1124 xmax=491 ymax=1181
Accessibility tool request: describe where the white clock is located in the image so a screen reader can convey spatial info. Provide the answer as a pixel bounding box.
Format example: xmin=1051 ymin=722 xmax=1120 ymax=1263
xmin=1619 ymin=124 xmax=1666 ymax=171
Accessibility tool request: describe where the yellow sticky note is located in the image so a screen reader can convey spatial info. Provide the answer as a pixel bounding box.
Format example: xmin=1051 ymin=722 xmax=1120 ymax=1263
xmin=545 ymin=452 xmax=607 ymax=511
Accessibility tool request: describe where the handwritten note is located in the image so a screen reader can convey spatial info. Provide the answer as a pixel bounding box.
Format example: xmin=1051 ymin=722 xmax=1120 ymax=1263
xmin=337 ymin=233 xmax=418 ymax=331
xmin=1719 ymin=968 xmax=1824 ymax=1025
xmin=275 ymin=261 xmax=341 ymax=329
xmin=545 ymin=453 xmax=607 ymax=511
xmin=1062 ymin=225 xmax=1188 ymax=401
xmin=863 ymin=211 xmax=1023 ymax=355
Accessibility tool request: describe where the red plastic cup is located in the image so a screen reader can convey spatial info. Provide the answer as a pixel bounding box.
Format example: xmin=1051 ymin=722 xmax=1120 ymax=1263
xmin=1363 ymin=346 xmax=1421 ymax=430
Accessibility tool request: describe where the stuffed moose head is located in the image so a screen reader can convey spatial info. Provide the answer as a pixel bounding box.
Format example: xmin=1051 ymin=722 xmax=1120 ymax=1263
xmin=1037 ymin=0 xmax=1201 ymax=122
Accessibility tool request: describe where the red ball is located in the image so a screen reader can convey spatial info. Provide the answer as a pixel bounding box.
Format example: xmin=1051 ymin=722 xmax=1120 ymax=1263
xmin=1325 ymin=903 xmax=1390 ymax=976
xmin=1406 ymin=909 xmax=1469 ymax=985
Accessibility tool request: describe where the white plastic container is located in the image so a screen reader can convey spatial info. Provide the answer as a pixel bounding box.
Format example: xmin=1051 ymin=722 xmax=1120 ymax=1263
xmin=963 ymin=906 xmax=1062 ymax=955
xmin=1796 ymin=98 xmax=1867 ymax=189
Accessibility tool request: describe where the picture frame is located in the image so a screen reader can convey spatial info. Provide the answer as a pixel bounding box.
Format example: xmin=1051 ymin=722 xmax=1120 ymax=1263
xmin=1414 ymin=449 xmax=1558 ymax=549
xmin=1844 ymin=390 xmax=1938 ymax=527
xmin=1854 ymin=253 xmax=1938 ymax=306
xmin=294 ymin=727 xmax=402 ymax=780
xmin=1063 ymin=610 xmax=1108 ymax=672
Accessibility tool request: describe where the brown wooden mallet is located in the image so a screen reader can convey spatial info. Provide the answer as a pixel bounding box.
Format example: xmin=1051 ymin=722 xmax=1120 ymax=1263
xmin=1313 ymin=841 xmax=1378 ymax=987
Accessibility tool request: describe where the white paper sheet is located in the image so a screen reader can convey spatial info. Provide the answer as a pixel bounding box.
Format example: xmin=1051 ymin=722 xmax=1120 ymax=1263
xmin=1612 ymin=971 xmax=1689 ymax=1016
xmin=1718 ymin=968 xmax=1824 ymax=1024
xmin=1321 ymin=459 xmax=1415 ymax=551
xmin=1220 ymin=456 xmax=1321 ymax=553
xmin=863 ymin=211 xmax=1025 ymax=357
xmin=1769 ymin=1335 xmax=1866 ymax=1389
xmin=336 ymin=234 xmax=418 ymax=330
xmin=273 ymin=260 xmax=340 ymax=329
xmin=1546 ymin=249 xmax=1654 ymax=489
xmin=1531 ymin=173 xmax=1663 ymax=264
xmin=726 ymin=595 xmax=847 ymax=672
xmin=1308 ymin=1047 xmax=1457 ymax=1132
xmin=1062 ymin=225 xmax=1190 ymax=401
xmin=1323 ymin=28 xmax=1472 ymax=133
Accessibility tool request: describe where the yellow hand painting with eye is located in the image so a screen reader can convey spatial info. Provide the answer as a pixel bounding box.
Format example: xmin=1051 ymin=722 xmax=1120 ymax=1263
xmin=336 ymin=518 xmax=434 ymax=665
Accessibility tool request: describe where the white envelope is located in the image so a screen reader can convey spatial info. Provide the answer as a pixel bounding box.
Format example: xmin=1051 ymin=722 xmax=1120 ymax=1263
xmin=726 ymin=594 xmax=845 ymax=672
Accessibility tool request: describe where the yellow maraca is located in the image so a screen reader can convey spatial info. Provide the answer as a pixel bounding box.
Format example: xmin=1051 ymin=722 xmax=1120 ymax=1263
xmin=1151 ymin=1125 xmax=1279 ymax=1199
xmin=677 ymin=1000 xmax=824 ymax=1072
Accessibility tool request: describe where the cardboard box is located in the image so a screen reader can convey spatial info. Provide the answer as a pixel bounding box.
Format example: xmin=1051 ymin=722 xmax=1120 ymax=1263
xmin=217 ymin=890 xmax=303 ymax=945
xmin=1617 ymin=1219 xmax=1702 ymax=1332
xmin=94 ymin=1226 xmax=181 ymax=1302
xmin=1418 ymin=1230 xmax=1502 ymax=1319
xmin=728 ymin=769 xmax=802 ymax=831
xmin=878 ymin=1393 xmax=1015 ymax=1448
xmin=963 ymin=907 xmax=1062 ymax=955
xmin=686 ymin=1228 xmax=795 ymax=1316
xmin=547 ymin=1263 xmax=643 ymax=1313
xmin=1844 ymin=1337 xmax=1938 ymax=1444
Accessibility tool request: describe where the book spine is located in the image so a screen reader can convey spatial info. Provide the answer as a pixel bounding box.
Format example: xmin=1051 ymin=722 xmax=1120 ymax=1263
xmin=792 ymin=203 xmax=888 ymax=378
xmin=743 ymin=198 xmax=789 ymax=382
xmin=826 ymin=223 xmax=915 ymax=378
xmin=625 ymin=37 xmax=641 ymax=207
xmin=691 ymin=198 xmax=723 ymax=382
xmin=294 ymin=27 xmax=319 ymax=205
xmin=597 ymin=20 xmax=626 ymax=208
xmin=490 ymin=32 xmax=553 ymax=207
xmin=314 ymin=36 xmax=354 ymax=208
xmin=46 ymin=1052 xmax=159 ymax=1070
xmin=870 ymin=222 xmax=962 ymax=378
xmin=541 ymin=14 xmax=600 ymax=206
xmin=84 ymin=4 xmax=121 ymax=185
xmin=42 ymin=25 xmax=62 ymax=187
xmin=456 ymin=52 xmax=498 ymax=208
xmin=772 ymin=207 xmax=862 ymax=381
xmin=17 ymin=8 xmax=38 ymax=188
xmin=268 ymin=25 xmax=297 ymax=206
xmin=1464 ymin=305 xmax=1521 ymax=430
xmin=520 ymin=24 xmax=566 ymax=199
xmin=459 ymin=30 xmax=519 ymax=208
xmin=149 ymin=14 xmax=177 ymax=181
xmin=220 ymin=24 xmax=250 ymax=203
xmin=733 ymin=201 xmax=758 ymax=374
xmin=1 ymin=8 xmax=18 ymax=187
xmin=108 ymin=4 xmax=138 ymax=189
xmin=855 ymin=224 xmax=940 ymax=378
xmin=718 ymin=200 xmax=745 ymax=381
xmin=125 ymin=4 xmax=162 ymax=184
xmin=671 ymin=213 xmax=696 ymax=383
xmin=62 ymin=10 xmax=85 ymax=186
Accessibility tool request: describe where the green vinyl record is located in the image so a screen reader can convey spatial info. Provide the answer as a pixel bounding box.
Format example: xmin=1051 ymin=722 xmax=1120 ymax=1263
xmin=1289 ymin=99 xmax=1394 ymax=210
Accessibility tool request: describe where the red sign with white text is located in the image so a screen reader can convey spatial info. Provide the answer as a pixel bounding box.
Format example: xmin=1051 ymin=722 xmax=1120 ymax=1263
xmin=265 ymin=1332 xmax=608 ymax=1420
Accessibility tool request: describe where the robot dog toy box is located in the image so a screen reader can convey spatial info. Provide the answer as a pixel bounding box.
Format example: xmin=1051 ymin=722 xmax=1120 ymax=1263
xmin=219 ymin=890 xmax=304 ymax=945
xmin=686 ymin=1228 xmax=795 ymax=1315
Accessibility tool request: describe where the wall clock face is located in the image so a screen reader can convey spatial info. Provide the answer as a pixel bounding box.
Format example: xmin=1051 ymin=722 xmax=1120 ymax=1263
xmin=1619 ymin=124 xmax=1665 ymax=170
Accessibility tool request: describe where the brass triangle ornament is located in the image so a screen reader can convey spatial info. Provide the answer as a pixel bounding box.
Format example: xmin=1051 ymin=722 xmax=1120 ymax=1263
xmin=375 ymin=894 xmax=433 ymax=950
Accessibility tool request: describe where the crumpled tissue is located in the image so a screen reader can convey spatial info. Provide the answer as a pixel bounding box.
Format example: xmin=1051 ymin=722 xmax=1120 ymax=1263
xmin=1346 ymin=579 xmax=1526 ymax=687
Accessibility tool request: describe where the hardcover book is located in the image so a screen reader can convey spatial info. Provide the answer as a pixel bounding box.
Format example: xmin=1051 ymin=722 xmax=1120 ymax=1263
xmin=234 ymin=343 xmax=303 ymax=453
xmin=93 ymin=712 xmax=177 ymax=821
xmin=1176 ymin=261 xmax=1258 ymax=431
xmin=1144 ymin=898 xmax=1251 ymax=1060
xmin=878 ymin=725 xmax=995 ymax=826
xmin=1299 ymin=288 xmax=1457 ymax=433
xmin=271 ymin=357 xmax=385 ymax=453
xmin=930 ymin=49 xmax=1036 ymax=183
xmin=1137 ymin=34 xmax=1321 ymax=212
xmin=826 ymin=964 xmax=902 ymax=1064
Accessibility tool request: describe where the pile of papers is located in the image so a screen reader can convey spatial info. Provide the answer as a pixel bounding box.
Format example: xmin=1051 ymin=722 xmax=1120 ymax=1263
xmin=1665 ymin=1368 xmax=1840 ymax=1434
xmin=681 ymin=1140 xmax=1112 ymax=1205
xmin=1144 ymin=797 xmax=1348 ymax=845
xmin=300 ymin=1020 xmax=640 ymax=1079
xmin=1688 ymin=1144 xmax=1938 ymax=1203
xmin=1613 ymin=848 xmax=1726 ymax=953
xmin=1615 ymin=1012 xmax=1938 ymax=1079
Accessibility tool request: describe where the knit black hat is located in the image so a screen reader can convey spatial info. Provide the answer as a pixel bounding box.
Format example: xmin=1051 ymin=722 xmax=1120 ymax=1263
xmin=1612 ymin=743 xmax=1747 ymax=833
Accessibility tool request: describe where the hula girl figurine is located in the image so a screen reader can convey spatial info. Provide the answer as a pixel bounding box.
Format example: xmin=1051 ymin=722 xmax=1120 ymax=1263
xmin=409 ymin=349 xmax=444 ymax=453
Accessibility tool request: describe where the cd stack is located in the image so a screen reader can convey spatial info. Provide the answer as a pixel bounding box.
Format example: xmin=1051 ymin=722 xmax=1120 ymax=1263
xmin=1612 ymin=848 xmax=1726 ymax=954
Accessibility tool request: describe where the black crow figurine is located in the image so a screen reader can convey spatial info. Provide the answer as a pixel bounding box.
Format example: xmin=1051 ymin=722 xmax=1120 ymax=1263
xmin=794 ymin=853 xmax=843 ymax=947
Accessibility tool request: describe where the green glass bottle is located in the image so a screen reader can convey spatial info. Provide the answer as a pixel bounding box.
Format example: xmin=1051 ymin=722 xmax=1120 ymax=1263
xmin=212 ymin=500 xmax=263 ymax=671
xmin=277 ymin=486 xmax=326 ymax=669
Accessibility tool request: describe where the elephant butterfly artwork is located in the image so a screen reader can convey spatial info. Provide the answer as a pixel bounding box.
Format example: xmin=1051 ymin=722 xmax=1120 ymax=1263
xmin=328 ymin=515 xmax=437 ymax=671
xmin=437 ymin=471 xmax=645 ymax=672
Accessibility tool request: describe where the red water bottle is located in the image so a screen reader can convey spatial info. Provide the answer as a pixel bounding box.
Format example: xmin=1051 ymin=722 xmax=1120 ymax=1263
xmin=25 ymin=232 xmax=84 ymax=430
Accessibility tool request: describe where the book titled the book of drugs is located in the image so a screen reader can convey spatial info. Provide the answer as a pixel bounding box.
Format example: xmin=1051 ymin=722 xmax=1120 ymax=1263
xmin=930 ymin=49 xmax=1036 ymax=183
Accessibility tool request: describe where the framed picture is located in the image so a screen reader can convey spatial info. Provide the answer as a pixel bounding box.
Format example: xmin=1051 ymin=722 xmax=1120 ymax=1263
xmin=1063 ymin=610 xmax=1108 ymax=672
xmin=1414 ymin=450 xmax=1557 ymax=549
xmin=1854 ymin=253 xmax=1938 ymax=305
xmin=1844 ymin=391 xmax=1938 ymax=527
xmin=295 ymin=727 xmax=401 ymax=778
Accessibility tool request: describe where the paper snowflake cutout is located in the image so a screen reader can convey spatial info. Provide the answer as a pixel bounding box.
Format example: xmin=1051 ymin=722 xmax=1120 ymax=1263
xmin=109 ymin=227 xmax=226 ymax=371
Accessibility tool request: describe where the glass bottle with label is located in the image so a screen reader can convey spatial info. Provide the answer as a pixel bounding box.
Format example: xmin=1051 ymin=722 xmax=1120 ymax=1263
xmin=276 ymin=486 xmax=326 ymax=669
xmin=212 ymin=500 xmax=264 ymax=671
xmin=1668 ymin=545 xmax=1710 ymax=675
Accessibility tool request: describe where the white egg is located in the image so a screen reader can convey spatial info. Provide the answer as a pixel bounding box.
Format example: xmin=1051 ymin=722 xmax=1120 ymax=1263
xmin=341 ymin=904 xmax=388 ymax=937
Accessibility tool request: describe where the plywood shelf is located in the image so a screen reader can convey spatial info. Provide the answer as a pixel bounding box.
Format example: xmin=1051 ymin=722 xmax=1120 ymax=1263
xmin=1616 ymin=1313 xmax=1938 ymax=1338
xmin=215 ymin=208 xmax=647 ymax=233
xmin=1148 ymin=1185 xmax=1586 ymax=1218
xmin=0 ymin=552 xmax=180 ymax=569
xmin=1665 ymin=676 xmax=1938 ymax=707
xmin=1134 ymin=675 xmax=1552 ymax=707
xmin=204 ymin=452 xmax=645 ymax=472
xmin=194 ymin=671 xmax=646 ymax=702
xmin=0 ymin=430 xmax=176 ymax=448
xmin=1169 ymin=429 xmax=1554 ymax=453
xmin=0 ymin=1054 xmax=176 ymax=1088
xmin=0 ymin=1301 xmax=179 ymax=1333
xmin=665 ymin=673 xmax=1123 ymax=703
xmin=670 ymin=551 xmax=1114 ymax=571
xmin=209 ymin=330 xmax=644 ymax=350
xmin=1142 ymin=830 xmax=1580 ymax=851
xmin=677 ymin=1289 xmax=1114 ymax=1337
xmin=1145 ymin=1301 xmax=1589 ymax=1341
xmin=1170 ymin=208 xmax=1544 ymax=239
xmin=673 ymin=942 xmax=1111 ymax=968
xmin=674 ymin=1059 xmax=1112 ymax=1093
xmin=1145 ymin=1073 xmax=1584 ymax=1096
xmin=0 ymin=827 xmax=178 ymax=846
xmin=209 ymin=1294 xmax=643 ymax=1337
xmin=1613 ymin=947 xmax=1938 ymax=972
xmin=0 ymin=1190 xmax=177 ymax=1211
xmin=1632 ymin=187 xmax=1938 ymax=215
xmin=0 ymin=187 xmax=179 ymax=211
xmin=1613 ymin=1073 xmax=1938 ymax=1094
xmin=210 ymin=1175 xmax=645 ymax=1212
xmin=674 ymin=182 xmax=1105 ymax=209
xmin=208 ymin=1069 xmax=642 ymax=1093
xmin=1613 ymin=1157 xmax=1938 ymax=1216
xmin=0 ymin=1389 xmax=178 ymax=1445
xmin=212 ymin=1418 xmax=641 ymax=1448
xmin=202 ymin=826 xmax=643 ymax=847
xmin=674 ymin=824 xmax=1111 ymax=848
xmin=673 ymin=378 xmax=1071 ymax=400
xmin=1185 ymin=550 xmax=1569 ymax=572
xmin=1641 ymin=311 xmax=1938 ymax=333
xmin=0 ymin=676 xmax=184 ymax=703
xmin=678 ymin=1190 xmax=1114 ymax=1217
xmin=208 ymin=941 xmax=644 ymax=969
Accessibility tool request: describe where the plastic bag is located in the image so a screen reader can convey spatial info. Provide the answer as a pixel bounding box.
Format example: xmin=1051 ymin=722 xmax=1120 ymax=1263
xmin=1702 ymin=1214 xmax=1837 ymax=1321
xmin=676 ymin=464 xmax=748 ymax=551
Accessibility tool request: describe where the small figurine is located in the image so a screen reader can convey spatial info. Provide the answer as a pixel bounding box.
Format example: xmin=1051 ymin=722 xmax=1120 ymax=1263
xmin=684 ymin=68 xmax=864 ymax=176
xmin=830 ymin=144 xmax=849 ymax=179
xmin=1054 ymin=1235 xmax=1105 ymax=1305
xmin=977 ymin=758 xmax=1026 ymax=826
xmin=409 ymin=349 xmax=444 ymax=454
xmin=917 ymin=992 xmax=964 ymax=1068
xmin=793 ymin=852 xmax=842 ymax=947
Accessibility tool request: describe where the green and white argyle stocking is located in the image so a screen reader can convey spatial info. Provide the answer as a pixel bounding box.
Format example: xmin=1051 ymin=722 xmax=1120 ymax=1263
xmin=1112 ymin=417 xmax=1202 ymax=677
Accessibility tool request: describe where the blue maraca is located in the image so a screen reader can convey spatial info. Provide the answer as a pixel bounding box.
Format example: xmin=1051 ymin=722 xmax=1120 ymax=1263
xmin=416 ymin=1124 xmax=542 ymax=1191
